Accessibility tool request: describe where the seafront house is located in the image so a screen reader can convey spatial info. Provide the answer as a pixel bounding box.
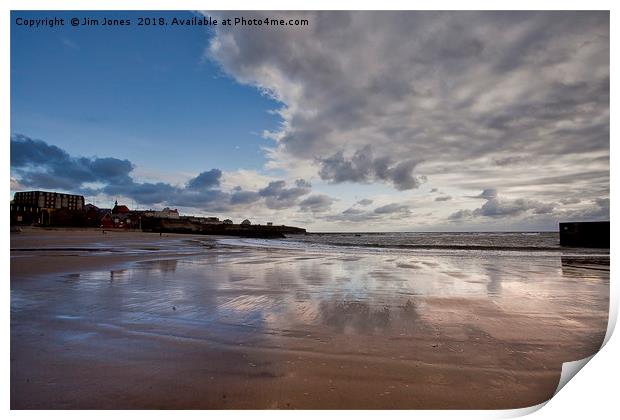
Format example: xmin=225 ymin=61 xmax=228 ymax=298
xmin=101 ymin=200 xmax=142 ymax=229
xmin=142 ymin=207 xmax=180 ymax=219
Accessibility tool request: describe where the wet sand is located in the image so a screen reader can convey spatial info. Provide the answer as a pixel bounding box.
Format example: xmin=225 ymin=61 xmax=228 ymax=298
xmin=11 ymin=229 xmax=609 ymax=409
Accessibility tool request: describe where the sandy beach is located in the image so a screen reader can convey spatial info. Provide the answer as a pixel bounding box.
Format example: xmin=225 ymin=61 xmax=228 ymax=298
xmin=11 ymin=228 xmax=609 ymax=409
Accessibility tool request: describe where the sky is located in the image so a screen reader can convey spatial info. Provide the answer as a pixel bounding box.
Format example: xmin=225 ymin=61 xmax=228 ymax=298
xmin=10 ymin=11 xmax=609 ymax=232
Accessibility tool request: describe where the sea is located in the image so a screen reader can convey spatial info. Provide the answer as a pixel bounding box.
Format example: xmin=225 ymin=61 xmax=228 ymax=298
xmin=217 ymin=231 xmax=610 ymax=257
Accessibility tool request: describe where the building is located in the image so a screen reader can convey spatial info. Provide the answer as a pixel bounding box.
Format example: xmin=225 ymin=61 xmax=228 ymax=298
xmin=13 ymin=190 xmax=84 ymax=211
xmin=103 ymin=201 xmax=142 ymax=229
xmin=100 ymin=212 xmax=114 ymax=229
xmin=143 ymin=207 xmax=180 ymax=219
xmin=11 ymin=190 xmax=85 ymax=225
xmin=84 ymin=204 xmax=101 ymax=226
xmin=112 ymin=200 xmax=130 ymax=214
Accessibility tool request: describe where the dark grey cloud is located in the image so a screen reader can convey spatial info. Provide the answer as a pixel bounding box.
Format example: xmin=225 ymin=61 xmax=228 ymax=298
xmin=11 ymin=134 xmax=70 ymax=167
xmin=299 ymin=194 xmax=335 ymax=213
xmin=186 ymin=169 xmax=222 ymax=190
xmin=258 ymin=180 xmax=286 ymax=197
xmin=475 ymin=198 xmax=555 ymax=218
xmin=469 ymin=189 xmax=498 ymax=200
xmin=356 ymin=198 xmax=373 ymax=206
xmin=103 ymin=181 xmax=178 ymax=206
xmin=317 ymin=146 xmax=423 ymax=190
xmin=449 ymin=191 xmax=556 ymax=222
xmin=88 ymin=158 xmax=134 ymax=184
xmin=295 ymin=179 xmax=312 ymax=188
xmin=493 ymin=156 xmax=528 ymax=166
xmin=322 ymin=203 xmax=412 ymax=223
xmin=11 ymin=134 xmax=133 ymax=190
xmin=435 ymin=195 xmax=452 ymax=202
xmin=322 ymin=209 xmax=380 ymax=223
xmin=19 ymin=172 xmax=83 ymax=191
xmin=230 ymin=190 xmax=261 ymax=205
xmin=595 ymin=198 xmax=609 ymax=208
xmin=258 ymin=179 xmax=312 ymax=209
xmin=343 ymin=207 xmax=366 ymax=215
xmin=448 ymin=209 xmax=473 ymax=221
xmin=373 ymin=203 xmax=411 ymax=214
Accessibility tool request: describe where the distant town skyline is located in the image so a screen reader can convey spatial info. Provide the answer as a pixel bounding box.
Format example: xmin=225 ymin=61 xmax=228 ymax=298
xmin=11 ymin=11 xmax=609 ymax=231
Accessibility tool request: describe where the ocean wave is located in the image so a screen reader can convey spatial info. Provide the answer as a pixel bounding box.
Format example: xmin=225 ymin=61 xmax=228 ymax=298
xmin=216 ymin=236 xmax=609 ymax=257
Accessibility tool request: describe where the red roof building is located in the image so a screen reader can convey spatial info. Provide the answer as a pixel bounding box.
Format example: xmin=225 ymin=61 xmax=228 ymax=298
xmin=112 ymin=200 xmax=130 ymax=214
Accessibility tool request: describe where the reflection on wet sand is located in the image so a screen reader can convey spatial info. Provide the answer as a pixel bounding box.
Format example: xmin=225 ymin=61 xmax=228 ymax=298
xmin=11 ymin=236 xmax=609 ymax=409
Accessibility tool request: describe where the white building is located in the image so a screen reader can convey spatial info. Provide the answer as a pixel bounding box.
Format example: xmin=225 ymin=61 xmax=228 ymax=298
xmin=143 ymin=207 xmax=180 ymax=219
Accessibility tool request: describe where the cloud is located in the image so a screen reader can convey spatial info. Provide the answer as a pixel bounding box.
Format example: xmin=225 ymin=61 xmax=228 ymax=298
xmin=229 ymin=190 xmax=261 ymax=205
xmin=186 ymin=169 xmax=222 ymax=190
xmin=322 ymin=203 xmax=411 ymax=223
xmin=10 ymin=135 xmax=315 ymax=214
xmin=323 ymin=208 xmax=380 ymax=223
xmin=469 ymin=188 xmax=498 ymax=200
xmin=206 ymin=11 xmax=608 ymax=226
xmin=19 ymin=172 xmax=82 ymax=191
xmin=449 ymin=190 xmax=556 ymax=222
xmin=435 ymin=195 xmax=452 ymax=201
xmin=356 ymin=198 xmax=373 ymax=206
xmin=317 ymin=146 xmax=423 ymax=190
xmin=595 ymin=198 xmax=609 ymax=208
xmin=103 ymin=181 xmax=178 ymax=206
xmin=299 ymin=194 xmax=336 ymax=212
xmin=373 ymin=203 xmax=411 ymax=214
xmin=448 ymin=209 xmax=473 ymax=221
xmin=551 ymin=197 xmax=609 ymax=222
xmin=343 ymin=207 xmax=366 ymax=215
xmin=493 ymin=156 xmax=528 ymax=166
xmin=295 ymin=179 xmax=312 ymax=188
xmin=10 ymin=177 xmax=25 ymax=191
xmin=258 ymin=179 xmax=311 ymax=209
xmin=475 ymin=198 xmax=555 ymax=217
xmin=11 ymin=134 xmax=134 ymax=190
xmin=11 ymin=135 xmax=69 ymax=167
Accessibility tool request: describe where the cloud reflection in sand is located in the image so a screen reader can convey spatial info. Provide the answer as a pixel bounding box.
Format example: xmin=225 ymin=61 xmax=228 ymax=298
xmin=53 ymin=249 xmax=608 ymax=344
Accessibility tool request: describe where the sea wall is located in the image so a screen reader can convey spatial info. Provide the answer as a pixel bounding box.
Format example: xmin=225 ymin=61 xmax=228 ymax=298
xmin=559 ymin=221 xmax=610 ymax=248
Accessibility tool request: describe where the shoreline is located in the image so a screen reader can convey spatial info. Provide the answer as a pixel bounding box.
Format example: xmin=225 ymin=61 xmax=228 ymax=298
xmin=10 ymin=227 xmax=227 ymax=278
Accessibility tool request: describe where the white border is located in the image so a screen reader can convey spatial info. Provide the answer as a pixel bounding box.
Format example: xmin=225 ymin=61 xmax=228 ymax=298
xmin=3 ymin=2 xmax=616 ymax=419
